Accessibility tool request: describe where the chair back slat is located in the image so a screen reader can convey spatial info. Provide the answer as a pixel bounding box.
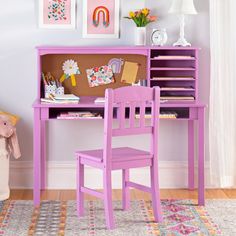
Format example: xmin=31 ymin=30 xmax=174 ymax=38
xmin=139 ymin=101 xmax=146 ymax=128
xmin=110 ymin=86 xmax=160 ymax=136
xmin=118 ymin=102 xmax=126 ymax=129
xmin=129 ymin=102 xmax=136 ymax=128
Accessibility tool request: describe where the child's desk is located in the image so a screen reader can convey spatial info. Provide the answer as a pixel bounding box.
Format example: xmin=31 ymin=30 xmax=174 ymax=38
xmin=33 ymin=46 xmax=206 ymax=207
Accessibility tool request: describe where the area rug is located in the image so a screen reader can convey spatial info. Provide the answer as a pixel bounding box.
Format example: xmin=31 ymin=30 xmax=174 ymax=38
xmin=0 ymin=199 xmax=224 ymax=236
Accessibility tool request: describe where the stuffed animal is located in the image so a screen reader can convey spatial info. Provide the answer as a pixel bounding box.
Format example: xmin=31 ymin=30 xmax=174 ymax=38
xmin=0 ymin=112 xmax=21 ymax=201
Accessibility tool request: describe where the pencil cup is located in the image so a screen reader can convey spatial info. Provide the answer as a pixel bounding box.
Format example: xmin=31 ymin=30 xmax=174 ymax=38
xmin=45 ymin=84 xmax=57 ymax=98
xmin=56 ymin=86 xmax=64 ymax=95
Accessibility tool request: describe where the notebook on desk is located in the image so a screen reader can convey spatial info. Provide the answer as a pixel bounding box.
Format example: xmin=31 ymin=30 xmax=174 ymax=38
xmin=54 ymin=94 xmax=80 ymax=101
xmin=40 ymin=98 xmax=79 ymax=104
xmin=94 ymin=97 xmax=105 ymax=103
xmin=41 ymin=94 xmax=80 ymax=104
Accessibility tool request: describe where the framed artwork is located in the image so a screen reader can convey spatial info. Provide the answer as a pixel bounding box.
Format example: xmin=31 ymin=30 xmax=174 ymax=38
xmin=83 ymin=0 xmax=120 ymax=38
xmin=39 ymin=0 xmax=76 ymax=29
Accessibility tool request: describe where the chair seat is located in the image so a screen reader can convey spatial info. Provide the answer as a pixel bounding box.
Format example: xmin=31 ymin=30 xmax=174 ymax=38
xmin=76 ymin=147 xmax=152 ymax=163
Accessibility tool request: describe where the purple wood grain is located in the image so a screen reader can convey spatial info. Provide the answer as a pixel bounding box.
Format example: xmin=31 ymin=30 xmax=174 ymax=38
xmin=198 ymin=107 xmax=205 ymax=206
xmin=122 ymin=169 xmax=130 ymax=210
xmin=126 ymin=181 xmax=151 ymax=193
xmin=76 ymin=157 xmax=84 ymax=217
xmin=33 ymin=108 xmax=41 ymax=206
xmin=81 ymin=186 xmax=104 ymax=199
xmin=41 ymin=120 xmax=46 ymax=190
xmin=188 ymin=120 xmax=195 ymax=190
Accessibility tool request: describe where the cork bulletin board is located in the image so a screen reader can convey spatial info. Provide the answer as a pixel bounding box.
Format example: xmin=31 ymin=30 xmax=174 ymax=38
xmin=41 ymin=54 xmax=147 ymax=97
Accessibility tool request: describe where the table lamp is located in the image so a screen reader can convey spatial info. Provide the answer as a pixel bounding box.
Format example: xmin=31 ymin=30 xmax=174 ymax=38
xmin=169 ymin=0 xmax=197 ymax=47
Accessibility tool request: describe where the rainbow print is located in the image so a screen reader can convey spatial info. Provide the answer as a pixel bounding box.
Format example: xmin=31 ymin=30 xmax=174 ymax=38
xmin=93 ymin=6 xmax=110 ymax=27
xmin=108 ymin=58 xmax=124 ymax=73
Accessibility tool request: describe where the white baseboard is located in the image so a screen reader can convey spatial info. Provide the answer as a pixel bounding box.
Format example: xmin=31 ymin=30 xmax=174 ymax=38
xmin=9 ymin=161 xmax=213 ymax=189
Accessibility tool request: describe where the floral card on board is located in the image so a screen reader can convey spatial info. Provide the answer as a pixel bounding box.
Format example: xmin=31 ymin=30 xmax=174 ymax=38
xmin=86 ymin=65 xmax=115 ymax=87
xmin=39 ymin=0 xmax=76 ymax=29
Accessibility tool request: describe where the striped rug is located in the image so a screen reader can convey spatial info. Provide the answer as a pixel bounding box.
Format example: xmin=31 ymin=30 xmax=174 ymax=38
xmin=0 ymin=199 xmax=225 ymax=235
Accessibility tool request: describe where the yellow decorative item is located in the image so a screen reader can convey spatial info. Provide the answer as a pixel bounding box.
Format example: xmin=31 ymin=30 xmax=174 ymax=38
xmin=60 ymin=74 xmax=67 ymax=83
xmin=124 ymin=8 xmax=157 ymax=27
xmin=142 ymin=8 xmax=149 ymax=16
xmin=121 ymin=61 xmax=139 ymax=84
xmin=0 ymin=111 xmax=19 ymax=126
xmin=70 ymin=74 xmax=76 ymax=87
xmin=60 ymin=59 xmax=81 ymax=87
xmin=129 ymin=11 xmax=135 ymax=18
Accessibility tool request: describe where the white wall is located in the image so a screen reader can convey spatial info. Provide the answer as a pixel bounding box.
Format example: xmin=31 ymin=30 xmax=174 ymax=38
xmin=0 ymin=0 xmax=210 ymax=188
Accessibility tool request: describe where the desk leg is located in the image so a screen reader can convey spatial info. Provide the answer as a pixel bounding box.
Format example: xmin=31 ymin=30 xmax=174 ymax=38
xmin=34 ymin=108 xmax=41 ymax=206
xmin=41 ymin=120 xmax=46 ymax=190
xmin=188 ymin=120 xmax=195 ymax=190
xmin=198 ymin=107 xmax=205 ymax=206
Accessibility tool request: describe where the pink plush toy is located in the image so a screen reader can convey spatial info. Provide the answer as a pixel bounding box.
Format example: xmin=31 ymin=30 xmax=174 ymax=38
xmin=0 ymin=113 xmax=21 ymax=201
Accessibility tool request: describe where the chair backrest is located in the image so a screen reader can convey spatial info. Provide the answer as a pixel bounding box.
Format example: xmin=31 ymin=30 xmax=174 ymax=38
xmin=103 ymin=86 xmax=160 ymax=166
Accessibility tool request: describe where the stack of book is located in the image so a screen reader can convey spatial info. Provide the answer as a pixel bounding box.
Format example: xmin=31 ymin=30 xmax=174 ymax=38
xmin=160 ymin=96 xmax=195 ymax=101
xmin=152 ymin=77 xmax=194 ymax=81
xmin=135 ymin=111 xmax=178 ymax=119
xmin=57 ymin=111 xmax=102 ymax=119
xmin=41 ymin=94 xmax=80 ymax=104
xmin=154 ymin=55 xmax=195 ymax=60
xmin=94 ymin=97 xmax=105 ymax=103
xmin=160 ymin=86 xmax=194 ymax=91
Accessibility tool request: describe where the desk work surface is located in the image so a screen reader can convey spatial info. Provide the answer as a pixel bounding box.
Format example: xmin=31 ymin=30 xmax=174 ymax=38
xmin=33 ymin=96 xmax=205 ymax=121
xmin=33 ymin=96 xmax=205 ymax=108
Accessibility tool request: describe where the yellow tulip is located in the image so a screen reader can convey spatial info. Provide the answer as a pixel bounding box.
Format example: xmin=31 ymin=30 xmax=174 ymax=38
xmin=142 ymin=8 xmax=149 ymax=16
xmin=129 ymin=11 xmax=135 ymax=18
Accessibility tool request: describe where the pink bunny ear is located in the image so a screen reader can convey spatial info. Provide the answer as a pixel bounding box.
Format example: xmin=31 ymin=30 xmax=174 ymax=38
xmin=9 ymin=128 xmax=21 ymax=159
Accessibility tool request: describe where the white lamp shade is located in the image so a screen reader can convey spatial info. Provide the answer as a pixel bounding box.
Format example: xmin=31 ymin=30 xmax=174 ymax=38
xmin=169 ymin=0 xmax=197 ymax=15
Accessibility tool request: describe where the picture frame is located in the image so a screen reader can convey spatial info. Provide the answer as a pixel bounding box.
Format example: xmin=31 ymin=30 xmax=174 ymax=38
xmin=82 ymin=0 xmax=120 ymax=38
xmin=39 ymin=0 xmax=76 ymax=29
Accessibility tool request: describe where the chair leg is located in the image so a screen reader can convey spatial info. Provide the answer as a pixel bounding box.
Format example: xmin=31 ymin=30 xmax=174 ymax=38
xmin=150 ymin=165 xmax=163 ymax=222
xmin=103 ymin=169 xmax=115 ymax=230
xmin=76 ymin=157 xmax=84 ymax=217
xmin=122 ymin=169 xmax=130 ymax=210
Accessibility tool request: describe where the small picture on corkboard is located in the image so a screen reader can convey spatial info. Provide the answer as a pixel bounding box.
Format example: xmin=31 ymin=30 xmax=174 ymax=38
xmin=108 ymin=58 xmax=124 ymax=73
xmin=60 ymin=59 xmax=81 ymax=87
xmin=86 ymin=65 xmax=115 ymax=87
xmin=121 ymin=61 xmax=139 ymax=84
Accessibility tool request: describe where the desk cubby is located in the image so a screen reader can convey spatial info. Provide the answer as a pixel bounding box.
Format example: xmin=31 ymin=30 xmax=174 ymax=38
xmin=149 ymin=48 xmax=198 ymax=101
xmin=48 ymin=107 xmax=105 ymax=119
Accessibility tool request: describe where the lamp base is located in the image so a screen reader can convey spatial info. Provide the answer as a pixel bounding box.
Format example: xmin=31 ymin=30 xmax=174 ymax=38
xmin=173 ymin=37 xmax=191 ymax=47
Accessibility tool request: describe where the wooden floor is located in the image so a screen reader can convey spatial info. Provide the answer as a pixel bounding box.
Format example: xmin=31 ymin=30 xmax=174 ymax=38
xmin=10 ymin=189 xmax=236 ymax=201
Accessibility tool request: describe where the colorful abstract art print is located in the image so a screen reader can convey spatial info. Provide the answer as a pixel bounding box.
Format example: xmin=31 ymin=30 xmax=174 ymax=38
xmin=86 ymin=65 xmax=115 ymax=87
xmin=39 ymin=0 xmax=76 ymax=29
xmin=83 ymin=0 xmax=120 ymax=38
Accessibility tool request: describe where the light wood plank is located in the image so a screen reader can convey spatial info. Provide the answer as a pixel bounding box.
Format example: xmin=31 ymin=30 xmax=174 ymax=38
xmin=223 ymin=189 xmax=236 ymax=199
xmin=9 ymin=189 xmax=236 ymax=201
xmin=41 ymin=190 xmax=60 ymax=200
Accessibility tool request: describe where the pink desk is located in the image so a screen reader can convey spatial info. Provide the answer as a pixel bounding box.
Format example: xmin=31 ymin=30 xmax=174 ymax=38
xmin=33 ymin=46 xmax=206 ymax=207
xmin=33 ymin=98 xmax=206 ymax=206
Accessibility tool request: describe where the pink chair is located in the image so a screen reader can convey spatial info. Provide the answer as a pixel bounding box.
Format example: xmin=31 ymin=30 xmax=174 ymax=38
xmin=75 ymin=86 xmax=163 ymax=229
